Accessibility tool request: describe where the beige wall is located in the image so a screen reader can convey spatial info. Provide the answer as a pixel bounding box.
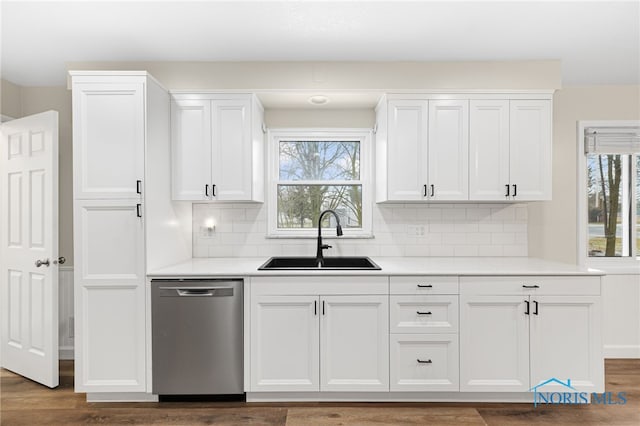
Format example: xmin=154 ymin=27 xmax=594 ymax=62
xmin=528 ymin=85 xmax=640 ymax=263
xmin=1 ymin=79 xmax=23 ymax=119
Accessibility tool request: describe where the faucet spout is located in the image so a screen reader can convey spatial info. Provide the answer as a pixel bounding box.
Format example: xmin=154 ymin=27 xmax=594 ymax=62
xmin=316 ymin=209 xmax=343 ymax=267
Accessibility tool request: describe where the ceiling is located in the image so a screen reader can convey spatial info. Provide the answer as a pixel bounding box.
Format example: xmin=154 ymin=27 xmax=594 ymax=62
xmin=1 ymin=1 xmax=639 ymax=88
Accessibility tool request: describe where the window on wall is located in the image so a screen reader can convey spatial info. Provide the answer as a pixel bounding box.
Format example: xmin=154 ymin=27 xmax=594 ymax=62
xmin=585 ymin=127 xmax=640 ymax=258
xmin=268 ymin=129 xmax=372 ymax=237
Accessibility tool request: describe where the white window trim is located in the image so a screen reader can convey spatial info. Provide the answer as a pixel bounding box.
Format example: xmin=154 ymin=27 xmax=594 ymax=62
xmin=266 ymin=128 xmax=373 ymax=238
xmin=577 ymin=120 xmax=640 ymax=274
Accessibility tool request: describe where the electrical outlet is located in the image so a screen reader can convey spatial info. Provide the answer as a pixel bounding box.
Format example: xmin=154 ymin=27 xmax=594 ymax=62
xmin=407 ymin=225 xmax=426 ymax=236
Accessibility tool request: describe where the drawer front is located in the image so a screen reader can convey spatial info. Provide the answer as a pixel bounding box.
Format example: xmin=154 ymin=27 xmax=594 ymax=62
xmin=390 ymin=334 xmax=459 ymax=392
xmin=460 ymin=276 xmax=601 ymax=296
xmin=390 ymin=276 xmax=459 ymax=295
xmin=390 ymin=295 xmax=458 ymax=333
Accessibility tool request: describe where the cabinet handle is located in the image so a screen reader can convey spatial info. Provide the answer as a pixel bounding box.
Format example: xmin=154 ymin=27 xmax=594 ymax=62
xmin=212 ymin=184 xmax=217 ymax=197
xmin=417 ymin=359 xmax=433 ymax=364
xmin=417 ymin=284 xmax=433 ymax=288
xmin=533 ymin=300 xmax=539 ymax=315
xmin=314 ymin=300 xmax=317 ymax=316
xmin=524 ymin=300 xmax=530 ymax=315
xmin=505 ymin=184 xmax=510 ymax=197
xmin=136 ymin=180 xmax=142 ymax=194
xmin=522 ymin=284 xmax=540 ymax=289
xmin=430 ymin=184 xmax=434 ymax=197
xmin=416 ymin=311 xmax=432 ymax=315
xmin=322 ymin=300 xmax=325 ymax=315
xmin=205 ymin=184 xmax=210 ymax=197
xmin=512 ymin=184 xmax=517 ymax=197
xmin=423 ymin=184 xmax=427 ymax=197
xmin=136 ymin=204 xmax=142 ymax=218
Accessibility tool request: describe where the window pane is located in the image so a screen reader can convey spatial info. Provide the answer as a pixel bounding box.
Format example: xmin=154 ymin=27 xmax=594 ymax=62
xmin=279 ymin=141 xmax=360 ymax=181
xmin=587 ymin=154 xmax=631 ymax=257
xmin=277 ymin=185 xmax=362 ymax=229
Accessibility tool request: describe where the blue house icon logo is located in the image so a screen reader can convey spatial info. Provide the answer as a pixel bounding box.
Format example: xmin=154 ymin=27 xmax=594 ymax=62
xmin=530 ymin=378 xmax=578 ymax=407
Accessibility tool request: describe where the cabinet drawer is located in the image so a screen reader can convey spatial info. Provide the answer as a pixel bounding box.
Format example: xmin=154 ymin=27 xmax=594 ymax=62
xmin=460 ymin=276 xmax=601 ymax=296
xmin=390 ymin=334 xmax=459 ymax=392
xmin=390 ymin=295 xmax=458 ymax=333
xmin=390 ymin=276 xmax=459 ymax=295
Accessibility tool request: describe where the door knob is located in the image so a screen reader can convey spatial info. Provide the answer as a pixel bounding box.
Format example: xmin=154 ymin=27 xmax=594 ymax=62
xmin=35 ymin=259 xmax=50 ymax=267
xmin=54 ymin=256 xmax=66 ymax=265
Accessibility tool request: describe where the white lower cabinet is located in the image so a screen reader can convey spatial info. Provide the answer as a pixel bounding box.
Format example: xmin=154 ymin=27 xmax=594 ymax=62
xmin=390 ymin=334 xmax=459 ymax=392
xmin=249 ymin=278 xmax=389 ymax=393
xmin=459 ymin=277 xmax=604 ymax=394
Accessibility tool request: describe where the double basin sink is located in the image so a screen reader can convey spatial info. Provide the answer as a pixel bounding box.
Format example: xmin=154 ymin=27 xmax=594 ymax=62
xmin=258 ymin=256 xmax=381 ymax=270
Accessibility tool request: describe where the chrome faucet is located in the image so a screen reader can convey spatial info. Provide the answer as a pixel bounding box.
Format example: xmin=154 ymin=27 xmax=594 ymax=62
xmin=316 ymin=209 xmax=343 ymax=267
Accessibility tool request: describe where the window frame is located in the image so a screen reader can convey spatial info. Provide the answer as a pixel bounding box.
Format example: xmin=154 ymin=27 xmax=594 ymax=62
xmin=266 ymin=128 xmax=373 ymax=238
xmin=577 ymin=120 xmax=640 ymax=273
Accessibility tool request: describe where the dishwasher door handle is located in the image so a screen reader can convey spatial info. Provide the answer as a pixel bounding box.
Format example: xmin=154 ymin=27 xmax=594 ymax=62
xmin=158 ymin=286 xmax=235 ymax=297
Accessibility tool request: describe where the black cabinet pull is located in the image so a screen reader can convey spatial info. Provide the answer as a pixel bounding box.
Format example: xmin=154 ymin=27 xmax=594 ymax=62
xmin=322 ymin=300 xmax=325 ymax=315
xmin=430 ymin=184 xmax=435 ymax=197
xmin=533 ymin=300 xmax=539 ymax=315
xmin=136 ymin=204 xmax=142 ymax=218
xmin=136 ymin=180 xmax=142 ymax=194
xmin=417 ymin=284 xmax=433 ymax=288
xmin=524 ymin=300 xmax=530 ymax=315
xmin=505 ymin=184 xmax=510 ymax=197
xmin=205 ymin=184 xmax=210 ymax=197
xmin=423 ymin=184 xmax=427 ymax=197
xmin=314 ymin=300 xmax=317 ymax=316
xmin=417 ymin=359 xmax=432 ymax=364
xmin=416 ymin=311 xmax=432 ymax=315
xmin=512 ymin=184 xmax=517 ymax=197
xmin=212 ymin=184 xmax=217 ymax=197
xmin=522 ymin=284 xmax=540 ymax=289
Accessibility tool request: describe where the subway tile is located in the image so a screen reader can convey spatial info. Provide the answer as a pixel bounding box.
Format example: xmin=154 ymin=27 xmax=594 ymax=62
xmin=430 ymin=246 xmax=455 ymax=256
xmin=491 ymin=233 xmax=516 ymax=245
xmin=503 ymin=245 xmax=528 ymax=256
xmin=466 ymin=232 xmax=491 ymax=245
xmin=478 ymin=245 xmax=504 ymax=256
xmin=454 ymin=246 xmax=479 ymax=256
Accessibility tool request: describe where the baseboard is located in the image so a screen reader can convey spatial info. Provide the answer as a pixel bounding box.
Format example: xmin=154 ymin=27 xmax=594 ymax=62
xmin=59 ymin=347 xmax=74 ymax=360
xmin=604 ymin=345 xmax=640 ymax=359
xmin=86 ymin=392 xmax=159 ymax=402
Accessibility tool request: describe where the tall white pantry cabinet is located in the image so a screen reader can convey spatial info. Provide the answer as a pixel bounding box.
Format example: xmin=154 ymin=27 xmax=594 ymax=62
xmin=71 ymin=72 xmax=168 ymax=393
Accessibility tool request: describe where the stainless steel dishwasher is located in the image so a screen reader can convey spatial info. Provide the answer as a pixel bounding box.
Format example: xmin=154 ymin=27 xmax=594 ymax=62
xmin=151 ymin=279 xmax=243 ymax=395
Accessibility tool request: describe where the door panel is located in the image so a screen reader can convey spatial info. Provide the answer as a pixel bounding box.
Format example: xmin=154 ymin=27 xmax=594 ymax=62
xmin=73 ymin=83 xmax=144 ymax=199
xmin=1 ymin=111 xmax=59 ymax=388
xmin=250 ymin=295 xmax=319 ymax=392
xmin=428 ymin=100 xmax=469 ymax=200
xmin=460 ymin=295 xmax=529 ymax=392
xmin=320 ymin=295 xmax=389 ymax=391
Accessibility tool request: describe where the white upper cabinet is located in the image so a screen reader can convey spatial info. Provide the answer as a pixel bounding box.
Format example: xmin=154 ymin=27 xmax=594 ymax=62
xmin=385 ymin=100 xmax=428 ymax=201
xmin=469 ymin=100 xmax=510 ymax=200
xmin=72 ymin=81 xmax=145 ymax=199
xmin=428 ymin=100 xmax=469 ymax=200
xmin=378 ymin=93 xmax=553 ymax=203
xmin=171 ymin=94 xmax=264 ymax=202
xmin=509 ymin=100 xmax=552 ymax=201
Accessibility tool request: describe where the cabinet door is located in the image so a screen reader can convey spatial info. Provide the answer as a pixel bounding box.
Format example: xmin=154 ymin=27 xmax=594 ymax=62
xmin=171 ymin=100 xmax=212 ymax=200
xmin=390 ymin=334 xmax=459 ymax=392
xmin=250 ymin=295 xmax=319 ymax=392
xmin=469 ymin=100 xmax=510 ymax=201
xmin=73 ymin=199 xmax=146 ymax=392
xmin=460 ymin=295 xmax=529 ymax=392
xmin=386 ymin=100 xmax=428 ymax=201
xmin=320 ymin=295 xmax=389 ymax=392
xmin=530 ymin=296 xmax=603 ymax=393
xmin=211 ymin=98 xmax=252 ymax=201
xmin=509 ymin=100 xmax=552 ymax=201
xmin=428 ymin=100 xmax=469 ymax=200
xmin=72 ymin=82 xmax=144 ymax=199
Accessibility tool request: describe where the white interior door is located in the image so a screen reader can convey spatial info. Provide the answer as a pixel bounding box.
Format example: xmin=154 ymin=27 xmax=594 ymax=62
xmin=0 ymin=111 xmax=59 ymax=388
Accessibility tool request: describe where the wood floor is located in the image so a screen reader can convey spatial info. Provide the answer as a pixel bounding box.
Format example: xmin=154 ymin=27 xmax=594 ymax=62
xmin=1 ymin=360 xmax=639 ymax=425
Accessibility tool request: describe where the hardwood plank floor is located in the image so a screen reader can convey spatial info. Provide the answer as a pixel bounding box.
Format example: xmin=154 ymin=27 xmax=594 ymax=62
xmin=1 ymin=360 xmax=638 ymax=425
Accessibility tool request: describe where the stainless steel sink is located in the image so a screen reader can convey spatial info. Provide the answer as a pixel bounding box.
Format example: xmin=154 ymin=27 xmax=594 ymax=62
xmin=258 ymin=256 xmax=381 ymax=270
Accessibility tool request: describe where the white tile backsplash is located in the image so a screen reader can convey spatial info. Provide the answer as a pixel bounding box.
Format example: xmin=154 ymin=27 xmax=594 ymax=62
xmin=192 ymin=202 xmax=528 ymax=258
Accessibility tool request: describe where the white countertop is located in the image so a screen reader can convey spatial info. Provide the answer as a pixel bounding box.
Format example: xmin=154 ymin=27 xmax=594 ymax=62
xmin=147 ymin=257 xmax=603 ymax=278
